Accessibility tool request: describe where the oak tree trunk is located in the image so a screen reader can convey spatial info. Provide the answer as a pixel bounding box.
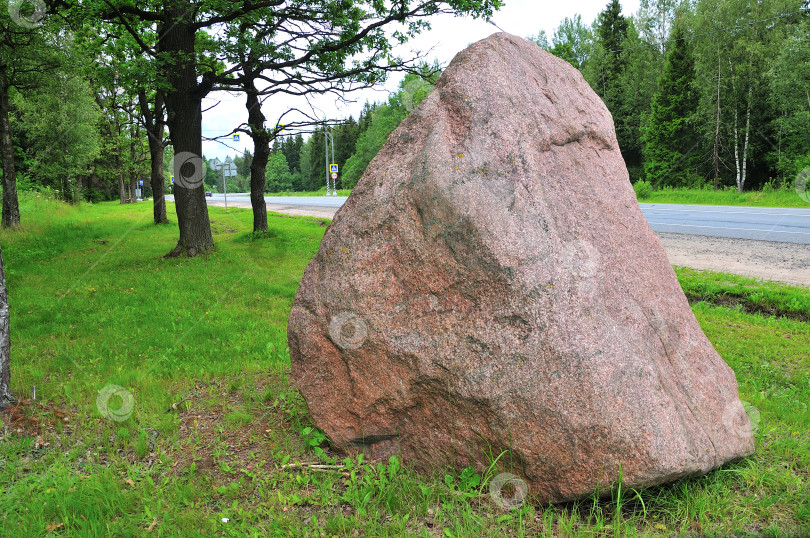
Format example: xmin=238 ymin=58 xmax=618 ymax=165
xmin=160 ymin=7 xmax=213 ymax=257
xmin=129 ymin=127 xmax=138 ymax=202
xmin=119 ymin=171 xmax=126 ymax=204
xmin=0 ymin=243 xmax=13 ymax=409
xmin=246 ymin=87 xmax=269 ymax=233
xmin=138 ymin=89 xmax=168 ymax=224
xmin=0 ymin=64 xmax=21 ymax=228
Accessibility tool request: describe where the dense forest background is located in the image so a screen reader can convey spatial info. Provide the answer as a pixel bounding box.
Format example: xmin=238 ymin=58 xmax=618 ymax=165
xmin=3 ymin=0 xmax=809 ymax=202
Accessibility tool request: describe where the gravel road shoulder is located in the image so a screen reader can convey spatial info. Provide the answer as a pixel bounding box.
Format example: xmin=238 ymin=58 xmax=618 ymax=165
xmin=213 ymin=201 xmax=338 ymax=220
xmin=658 ymin=232 xmax=810 ymax=287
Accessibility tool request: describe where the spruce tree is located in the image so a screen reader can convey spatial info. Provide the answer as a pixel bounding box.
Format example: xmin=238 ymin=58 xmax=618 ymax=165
xmin=643 ymin=22 xmax=699 ymax=187
xmin=596 ymin=0 xmax=628 ymax=64
xmin=587 ymin=1 xmax=639 ymax=175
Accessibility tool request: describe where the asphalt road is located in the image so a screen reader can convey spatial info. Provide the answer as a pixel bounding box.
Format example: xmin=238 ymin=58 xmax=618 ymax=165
xmin=197 ymin=193 xmax=347 ymax=208
xmin=639 ymin=203 xmax=810 ymax=245
xmin=167 ymin=194 xmax=810 ymax=245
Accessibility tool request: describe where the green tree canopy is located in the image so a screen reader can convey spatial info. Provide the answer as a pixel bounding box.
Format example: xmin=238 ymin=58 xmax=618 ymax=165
xmin=265 ymin=151 xmax=293 ymax=193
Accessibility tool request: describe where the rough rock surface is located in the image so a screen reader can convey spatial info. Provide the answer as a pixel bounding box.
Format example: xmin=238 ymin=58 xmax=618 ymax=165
xmin=288 ymin=33 xmax=754 ymax=503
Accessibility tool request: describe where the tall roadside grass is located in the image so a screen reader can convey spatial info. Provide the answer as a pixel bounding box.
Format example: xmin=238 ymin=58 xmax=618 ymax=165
xmin=635 ymin=185 xmax=808 ymax=208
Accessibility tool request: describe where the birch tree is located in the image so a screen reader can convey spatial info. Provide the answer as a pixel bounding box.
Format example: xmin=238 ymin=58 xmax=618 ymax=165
xmin=0 ymin=242 xmax=12 ymax=409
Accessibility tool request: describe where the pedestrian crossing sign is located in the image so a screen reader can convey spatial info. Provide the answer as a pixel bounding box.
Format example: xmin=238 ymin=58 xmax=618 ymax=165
xmin=330 ymin=164 xmax=338 ymax=173
xmin=233 ymin=134 xmax=240 ymax=142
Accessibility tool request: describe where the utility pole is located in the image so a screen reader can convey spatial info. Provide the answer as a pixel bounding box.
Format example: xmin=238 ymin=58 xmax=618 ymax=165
xmin=210 ymin=156 xmax=236 ymax=208
xmin=324 ymin=124 xmax=336 ymax=195
xmin=222 ymin=164 xmax=228 ymax=209
xmin=330 ymin=131 xmax=335 ymax=195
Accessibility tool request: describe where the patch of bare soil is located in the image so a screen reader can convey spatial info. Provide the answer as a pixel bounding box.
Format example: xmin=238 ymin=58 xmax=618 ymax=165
xmin=682 ymin=292 xmax=808 ymax=322
xmin=1 ymin=399 xmax=73 ymax=439
xmin=209 ymin=220 xmax=237 ymax=234
xmin=165 ymin=374 xmax=299 ymax=479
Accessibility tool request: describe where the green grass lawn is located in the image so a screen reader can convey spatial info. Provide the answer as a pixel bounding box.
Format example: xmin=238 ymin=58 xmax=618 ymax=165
xmin=0 ymin=194 xmax=807 ymax=536
xmin=637 ymin=186 xmax=810 ymax=208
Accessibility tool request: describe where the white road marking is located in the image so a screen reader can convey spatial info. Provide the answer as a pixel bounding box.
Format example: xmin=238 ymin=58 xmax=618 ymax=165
xmin=642 ymin=206 xmax=810 ymax=218
xmin=647 ymin=222 xmax=810 ymax=236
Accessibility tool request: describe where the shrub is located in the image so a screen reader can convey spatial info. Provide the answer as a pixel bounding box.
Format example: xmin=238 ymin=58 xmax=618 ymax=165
xmin=633 ymin=180 xmax=653 ymax=200
xmin=81 ymin=187 xmax=107 ymax=203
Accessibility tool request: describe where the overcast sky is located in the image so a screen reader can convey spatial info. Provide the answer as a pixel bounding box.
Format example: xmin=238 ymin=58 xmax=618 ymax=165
xmin=201 ymin=0 xmax=641 ymax=161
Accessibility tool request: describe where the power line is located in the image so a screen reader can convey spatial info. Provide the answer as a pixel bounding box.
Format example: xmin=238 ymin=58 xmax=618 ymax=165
xmin=488 ymin=20 xmax=508 ymax=33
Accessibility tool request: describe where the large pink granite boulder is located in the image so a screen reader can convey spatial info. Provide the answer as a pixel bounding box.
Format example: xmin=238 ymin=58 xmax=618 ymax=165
xmin=288 ymin=33 xmax=754 ymax=504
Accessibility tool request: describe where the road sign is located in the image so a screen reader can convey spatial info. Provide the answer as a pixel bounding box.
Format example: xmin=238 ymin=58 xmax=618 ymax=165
xmin=331 ymin=172 xmax=338 ymax=180
xmin=139 ymin=180 xmax=143 ymax=186
xmin=275 ymin=124 xmax=284 ymax=133
xmin=330 ymin=164 xmax=338 ymax=173
xmin=170 ymin=176 xmax=174 ymax=184
xmin=233 ymin=134 xmax=240 ymax=142
xmin=212 ymin=157 xmax=237 ymax=176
